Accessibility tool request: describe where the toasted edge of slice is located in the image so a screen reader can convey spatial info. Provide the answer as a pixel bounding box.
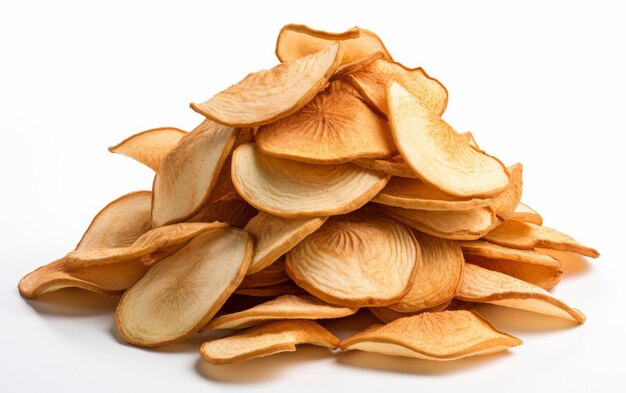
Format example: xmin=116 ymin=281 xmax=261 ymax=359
xmin=370 ymin=300 xmax=452 ymax=324
xmin=234 ymin=280 xmax=307 ymax=297
xmin=238 ymin=258 xmax=290 ymax=288
xmin=509 ymin=202 xmax=543 ymax=225
xmin=108 ymin=127 xmax=187 ymax=171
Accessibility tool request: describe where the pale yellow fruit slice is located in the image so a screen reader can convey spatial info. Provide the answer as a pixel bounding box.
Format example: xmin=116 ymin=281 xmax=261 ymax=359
xmin=388 ymin=232 xmax=464 ymax=312
xmin=200 ymin=320 xmax=340 ymax=365
xmin=509 ymin=202 xmax=543 ymax=225
xmin=232 ymin=144 xmax=389 ymax=218
xmin=459 ymin=241 xmax=561 ymax=289
xmin=256 ymin=80 xmax=396 ymax=164
xmin=285 ymin=214 xmax=419 ymax=307
xmin=234 ymin=280 xmax=306 ymax=297
xmin=457 ymin=264 xmax=585 ymax=323
xmin=115 ymin=226 xmax=252 ymax=347
xmin=387 ymin=81 xmax=509 ymax=197
xmin=191 ymin=44 xmax=342 ymax=127
xmin=370 ymin=300 xmax=452 ymax=324
xmin=238 ymin=258 xmax=290 ymax=289
xmin=340 ymin=310 xmax=521 ymax=360
xmin=108 ymin=127 xmax=186 ymax=171
xmin=484 ymin=220 xmax=599 ymax=258
xmin=205 ymin=295 xmax=357 ymax=329
xmin=244 ymin=211 xmax=327 ymax=274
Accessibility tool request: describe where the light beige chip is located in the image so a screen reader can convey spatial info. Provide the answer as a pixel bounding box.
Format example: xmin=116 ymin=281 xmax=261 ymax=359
xmin=509 ymin=202 xmax=543 ymax=225
xmin=234 ymin=280 xmax=307 ymax=297
xmin=387 ymin=81 xmax=509 ymax=197
xmin=285 ymin=214 xmax=419 ymax=307
xmin=191 ymin=44 xmax=342 ymax=127
xmin=457 ymin=264 xmax=585 ymax=323
xmin=108 ymin=127 xmax=186 ymax=171
xmin=115 ymin=226 xmax=252 ymax=347
xmin=340 ymin=310 xmax=521 ymax=360
xmin=205 ymin=294 xmax=357 ymax=329
xmin=232 ymin=144 xmax=389 ymax=218
xmin=200 ymin=320 xmax=340 ymax=365
xmin=238 ymin=258 xmax=290 ymax=289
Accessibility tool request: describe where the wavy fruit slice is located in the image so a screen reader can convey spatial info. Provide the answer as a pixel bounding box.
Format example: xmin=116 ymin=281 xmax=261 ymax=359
xmin=285 ymin=214 xmax=419 ymax=307
xmin=200 ymin=320 xmax=339 ymax=365
xmin=108 ymin=127 xmax=186 ymax=171
xmin=116 ymin=226 xmax=252 ymax=347
xmin=238 ymin=258 xmax=290 ymax=289
xmin=232 ymin=144 xmax=389 ymax=218
xmin=192 ymin=44 xmax=341 ymax=127
xmin=340 ymin=310 xmax=521 ymax=360
xmin=509 ymin=202 xmax=543 ymax=225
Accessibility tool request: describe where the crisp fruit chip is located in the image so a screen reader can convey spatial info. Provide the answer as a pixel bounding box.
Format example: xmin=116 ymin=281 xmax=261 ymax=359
xmin=109 ymin=127 xmax=186 ymax=171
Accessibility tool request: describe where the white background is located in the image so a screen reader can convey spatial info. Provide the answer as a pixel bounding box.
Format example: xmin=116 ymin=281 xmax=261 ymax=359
xmin=1 ymin=0 xmax=625 ymax=392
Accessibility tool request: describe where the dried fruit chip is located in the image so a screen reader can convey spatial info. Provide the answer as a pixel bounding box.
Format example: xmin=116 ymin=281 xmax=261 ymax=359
xmin=200 ymin=320 xmax=340 ymax=365
xmin=340 ymin=310 xmax=521 ymax=360
xmin=238 ymin=258 xmax=290 ymax=289
xmin=370 ymin=300 xmax=452 ymax=324
xmin=116 ymin=226 xmax=252 ymax=347
xmin=387 ymin=81 xmax=509 ymax=197
xmin=285 ymin=214 xmax=419 ymax=307
xmin=457 ymin=264 xmax=585 ymax=323
xmin=191 ymin=44 xmax=342 ymax=127
xmin=234 ymin=280 xmax=307 ymax=297
xmin=231 ymin=143 xmax=389 ymax=218
xmin=490 ymin=164 xmax=523 ymax=220
xmin=509 ymin=202 xmax=543 ymax=225
xmin=108 ymin=127 xmax=186 ymax=171
xmin=331 ymin=51 xmax=384 ymax=80
xmin=353 ymin=155 xmax=418 ymax=179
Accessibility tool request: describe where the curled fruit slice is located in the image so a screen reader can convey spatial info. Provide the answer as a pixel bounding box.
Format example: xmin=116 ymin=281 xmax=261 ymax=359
xmin=108 ymin=127 xmax=186 ymax=171
xmin=509 ymin=203 xmax=543 ymax=225
xmin=491 ymin=164 xmax=523 ymax=220
xmin=200 ymin=320 xmax=340 ymax=365
xmin=192 ymin=44 xmax=342 ymax=127
xmin=116 ymin=226 xmax=252 ymax=347
xmin=285 ymin=215 xmax=419 ymax=307
xmin=340 ymin=310 xmax=522 ymax=360
xmin=457 ymin=264 xmax=585 ymax=323
xmin=232 ymin=144 xmax=389 ymax=218
xmin=238 ymin=258 xmax=290 ymax=289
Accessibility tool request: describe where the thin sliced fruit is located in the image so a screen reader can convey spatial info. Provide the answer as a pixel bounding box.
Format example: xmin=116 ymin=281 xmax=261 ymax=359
xmin=116 ymin=226 xmax=252 ymax=347
xmin=256 ymin=80 xmax=396 ymax=164
xmin=285 ymin=214 xmax=419 ymax=307
xmin=388 ymin=232 xmax=464 ymax=312
xmin=234 ymin=280 xmax=306 ymax=297
xmin=491 ymin=164 xmax=523 ymax=220
xmin=353 ymin=155 xmax=418 ymax=179
xmin=200 ymin=320 xmax=339 ymax=365
xmin=387 ymin=81 xmax=509 ymax=197
xmin=191 ymin=44 xmax=342 ymax=127
xmin=457 ymin=264 xmax=585 ymax=323
xmin=108 ymin=127 xmax=186 ymax=171
xmin=152 ymin=120 xmax=237 ymax=226
xmin=332 ymin=51 xmax=384 ymax=80
xmin=484 ymin=220 xmax=599 ymax=258
xmin=459 ymin=241 xmax=561 ymax=289
xmin=238 ymin=258 xmax=290 ymax=289
xmin=205 ymin=295 xmax=357 ymax=330
xmin=275 ymin=24 xmax=391 ymax=65
xmin=509 ymin=202 xmax=543 ymax=225
xmin=232 ymin=144 xmax=389 ymax=218
xmin=370 ymin=300 xmax=452 ymax=324
xmin=340 ymin=310 xmax=521 ymax=360
xmin=244 ymin=211 xmax=327 ymax=274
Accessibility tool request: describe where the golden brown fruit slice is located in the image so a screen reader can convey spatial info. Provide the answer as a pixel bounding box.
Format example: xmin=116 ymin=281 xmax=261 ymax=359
xmin=331 ymin=51 xmax=384 ymax=80
xmin=388 ymin=232 xmax=464 ymax=312
xmin=191 ymin=44 xmax=342 ymax=127
xmin=387 ymin=81 xmax=509 ymax=197
xmin=151 ymin=120 xmax=237 ymax=226
xmin=457 ymin=264 xmax=585 ymax=323
xmin=200 ymin=320 xmax=340 ymax=365
xmin=244 ymin=211 xmax=327 ymax=274
xmin=285 ymin=215 xmax=419 ymax=307
xmin=238 ymin=258 xmax=290 ymax=289
xmin=275 ymin=24 xmax=391 ymax=65
xmin=509 ymin=202 xmax=543 ymax=225
xmin=205 ymin=295 xmax=357 ymax=329
xmin=256 ymin=80 xmax=396 ymax=164
xmin=484 ymin=220 xmax=599 ymax=258
xmin=232 ymin=144 xmax=389 ymax=218
xmin=491 ymin=164 xmax=523 ymax=220
xmin=115 ymin=226 xmax=252 ymax=347
xmin=459 ymin=241 xmax=561 ymax=289
xmin=340 ymin=310 xmax=521 ymax=360
xmin=108 ymin=127 xmax=187 ymax=171
xmin=234 ymin=280 xmax=306 ymax=297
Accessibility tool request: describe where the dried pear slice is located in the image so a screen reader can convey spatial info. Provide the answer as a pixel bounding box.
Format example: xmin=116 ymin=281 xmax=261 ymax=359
xmin=151 ymin=120 xmax=237 ymax=226
xmin=387 ymin=81 xmax=509 ymax=197
xmin=244 ymin=211 xmax=327 ymax=274
xmin=116 ymin=226 xmax=252 ymax=347
xmin=238 ymin=258 xmax=290 ymax=289
xmin=388 ymin=232 xmax=464 ymax=312
xmin=509 ymin=202 xmax=543 ymax=225
xmin=285 ymin=215 xmax=419 ymax=307
xmin=332 ymin=51 xmax=384 ymax=80
xmin=340 ymin=310 xmax=522 ymax=360
xmin=370 ymin=300 xmax=452 ymax=324
xmin=457 ymin=264 xmax=585 ymax=323
xmin=200 ymin=320 xmax=340 ymax=365
xmin=232 ymin=144 xmax=389 ymax=218
xmin=108 ymin=127 xmax=186 ymax=171
xmin=353 ymin=155 xmax=418 ymax=179
xmin=256 ymin=80 xmax=396 ymax=164
xmin=491 ymin=164 xmax=523 ymax=220
xmin=205 ymin=295 xmax=357 ymax=330
xmin=275 ymin=24 xmax=391 ymax=65
xmin=484 ymin=220 xmax=599 ymax=258
xmin=234 ymin=280 xmax=307 ymax=297
xmin=192 ymin=44 xmax=342 ymax=127
xmin=348 ymin=59 xmax=448 ymax=116
xmin=460 ymin=241 xmax=561 ymax=289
